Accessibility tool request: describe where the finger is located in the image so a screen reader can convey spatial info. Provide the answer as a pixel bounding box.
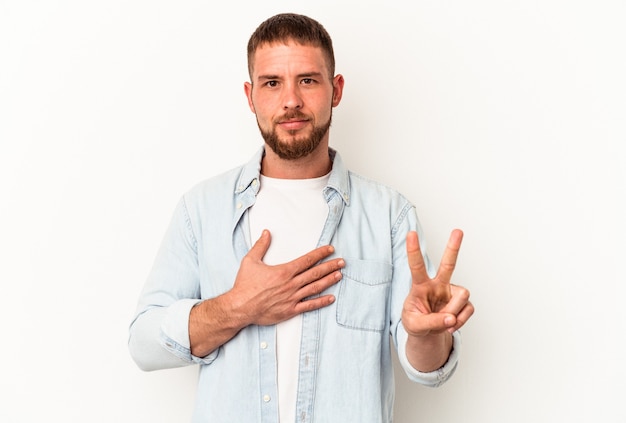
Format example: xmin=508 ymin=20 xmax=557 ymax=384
xmin=436 ymin=229 xmax=464 ymax=283
xmin=406 ymin=231 xmax=429 ymax=284
xmin=294 ymin=294 xmax=337 ymax=314
xmin=296 ymin=258 xmax=345 ymax=287
xmin=448 ymin=301 xmax=474 ymax=333
xmin=439 ymin=285 xmax=471 ymax=316
xmin=297 ymin=266 xmax=343 ymax=297
xmin=406 ymin=312 xmax=456 ymax=336
xmin=247 ymin=229 xmax=272 ymax=261
xmin=287 ymin=244 xmax=337 ymax=274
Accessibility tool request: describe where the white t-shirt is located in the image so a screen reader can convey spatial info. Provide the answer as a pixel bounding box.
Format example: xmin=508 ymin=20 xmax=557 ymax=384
xmin=248 ymin=173 xmax=330 ymax=423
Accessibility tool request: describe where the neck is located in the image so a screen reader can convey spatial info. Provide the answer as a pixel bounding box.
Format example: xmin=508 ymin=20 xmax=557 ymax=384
xmin=261 ymin=142 xmax=332 ymax=179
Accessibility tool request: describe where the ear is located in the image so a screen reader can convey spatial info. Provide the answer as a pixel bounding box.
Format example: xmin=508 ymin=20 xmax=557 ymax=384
xmin=243 ymin=82 xmax=255 ymax=113
xmin=331 ymin=74 xmax=345 ymax=107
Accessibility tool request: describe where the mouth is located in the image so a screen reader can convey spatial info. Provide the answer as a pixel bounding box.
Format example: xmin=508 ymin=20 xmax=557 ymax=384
xmin=276 ymin=110 xmax=310 ymax=131
xmin=278 ymin=118 xmax=309 ymax=132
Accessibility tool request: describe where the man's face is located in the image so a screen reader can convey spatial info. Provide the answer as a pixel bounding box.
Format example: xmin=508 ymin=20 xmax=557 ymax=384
xmin=244 ymin=42 xmax=344 ymax=160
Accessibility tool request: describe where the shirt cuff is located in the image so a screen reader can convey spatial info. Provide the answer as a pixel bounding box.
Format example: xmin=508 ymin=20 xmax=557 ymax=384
xmin=396 ymin=321 xmax=462 ymax=387
xmin=159 ymin=299 xmax=219 ymax=365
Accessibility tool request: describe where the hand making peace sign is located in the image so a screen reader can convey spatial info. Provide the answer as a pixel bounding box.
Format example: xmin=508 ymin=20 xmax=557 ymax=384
xmin=402 ymin=229 xmax=474 ymax=338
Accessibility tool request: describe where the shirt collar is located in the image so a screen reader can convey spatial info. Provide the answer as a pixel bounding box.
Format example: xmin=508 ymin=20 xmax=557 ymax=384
xmin=235 ymin=146 xmax=351 ymax=206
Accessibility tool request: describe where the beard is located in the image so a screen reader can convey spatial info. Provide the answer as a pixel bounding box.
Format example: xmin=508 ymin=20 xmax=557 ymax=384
xmin=259 ymin=110 xmax=332 ymax=160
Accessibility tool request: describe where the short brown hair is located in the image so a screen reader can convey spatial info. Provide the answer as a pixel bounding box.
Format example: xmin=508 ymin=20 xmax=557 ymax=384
xmin=247 ymin=13 xmax=335 ymax=79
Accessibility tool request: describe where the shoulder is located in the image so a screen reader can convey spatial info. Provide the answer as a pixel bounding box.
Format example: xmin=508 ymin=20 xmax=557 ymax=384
xmin=187 ymin=166 xmax=242 ymax=197
xmin=347 ymin=170 xmax=412 ymax=208
xmin=183 ymin=147 xmax=263 ymax=202
xmin=330 ymin=149 xmax=412 ymax=208
xmin=177 ymin=165 xmax=245 ymax=218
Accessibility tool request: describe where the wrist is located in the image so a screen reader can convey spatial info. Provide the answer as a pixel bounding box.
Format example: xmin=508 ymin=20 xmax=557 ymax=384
xmin=405 ymin=331 xmax=453 ymax=372
xmin=216 ymin=290 xmax=254 ymax=330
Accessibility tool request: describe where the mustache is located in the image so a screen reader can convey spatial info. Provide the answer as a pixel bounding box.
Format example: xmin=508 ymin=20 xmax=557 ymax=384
xmin=275 ymin=110 xmax=310 ymax=123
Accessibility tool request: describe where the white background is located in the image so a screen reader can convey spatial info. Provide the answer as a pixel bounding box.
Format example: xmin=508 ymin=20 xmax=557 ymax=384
xmin=2 ymin=1 xmax=625 ymax=422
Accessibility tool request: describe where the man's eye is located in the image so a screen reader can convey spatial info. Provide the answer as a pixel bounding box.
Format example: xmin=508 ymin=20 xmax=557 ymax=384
xmin=266 ymin=81 xmax=278 ymax=87
xmin=301 ymin=78 xmax=313 ymax=85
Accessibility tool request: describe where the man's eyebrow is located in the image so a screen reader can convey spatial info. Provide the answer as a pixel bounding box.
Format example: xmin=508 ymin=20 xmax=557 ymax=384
xmin=257 ymin=74 xmax=280 ymax=81
xmin=256 ymin=71 xmax=324 ymax=81
xmin=297 ymin=72 xmax=324 ymax=78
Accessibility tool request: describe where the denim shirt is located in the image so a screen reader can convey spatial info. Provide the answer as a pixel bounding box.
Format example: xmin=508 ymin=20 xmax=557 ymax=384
xmin=129 ymin=147 xmax=461 ymax=423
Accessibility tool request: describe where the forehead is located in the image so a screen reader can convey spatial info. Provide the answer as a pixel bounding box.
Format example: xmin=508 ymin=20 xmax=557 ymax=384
xmin=250 ymin=42 xmax=330 ymax=77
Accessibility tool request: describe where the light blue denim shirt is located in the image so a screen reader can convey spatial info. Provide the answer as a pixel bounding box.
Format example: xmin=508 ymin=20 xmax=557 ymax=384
xmin=129 ymin=147 xmax=461 ymax=423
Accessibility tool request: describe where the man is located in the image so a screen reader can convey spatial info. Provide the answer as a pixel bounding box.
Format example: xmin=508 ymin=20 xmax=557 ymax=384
xmin=129 ymin=13 xmax=473 ymax=423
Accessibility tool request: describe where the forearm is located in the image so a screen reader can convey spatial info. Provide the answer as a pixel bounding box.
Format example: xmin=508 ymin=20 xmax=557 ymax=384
xmin=405 ymin=331 xmax=453 ymax=373
xmin=189 ymin=291 xmax=252 ymax=358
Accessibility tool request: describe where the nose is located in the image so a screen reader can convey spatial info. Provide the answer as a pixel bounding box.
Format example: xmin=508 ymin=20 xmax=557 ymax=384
xmin=282 ymin=83 xmax=303 ymax=110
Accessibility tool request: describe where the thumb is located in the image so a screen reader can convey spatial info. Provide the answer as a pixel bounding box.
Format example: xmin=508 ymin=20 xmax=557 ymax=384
xmin=407 ymin=312 xmax=456 ymax=336
xmin=248 ymin=229 xmax=272 ymax=261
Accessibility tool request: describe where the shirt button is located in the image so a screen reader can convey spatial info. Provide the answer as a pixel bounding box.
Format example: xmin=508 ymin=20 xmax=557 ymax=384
xmin=236 ymin=202 xmax=242 ymax=209
xmin=260 ymin=341 xmax=268 ymax=349
xmin=263 ymin=394 xmax=271 ymax=402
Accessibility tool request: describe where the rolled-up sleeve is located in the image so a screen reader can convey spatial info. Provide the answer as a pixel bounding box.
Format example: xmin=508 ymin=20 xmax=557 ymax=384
xmin=396 ymin=323 xmax=462 ymax=387
xmin=128 ymin=197 xmax=208 ymax=371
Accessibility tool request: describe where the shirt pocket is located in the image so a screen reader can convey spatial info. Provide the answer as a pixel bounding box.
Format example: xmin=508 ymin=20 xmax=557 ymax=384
xmin=336 ymin=259 xmax=393 ymax=332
